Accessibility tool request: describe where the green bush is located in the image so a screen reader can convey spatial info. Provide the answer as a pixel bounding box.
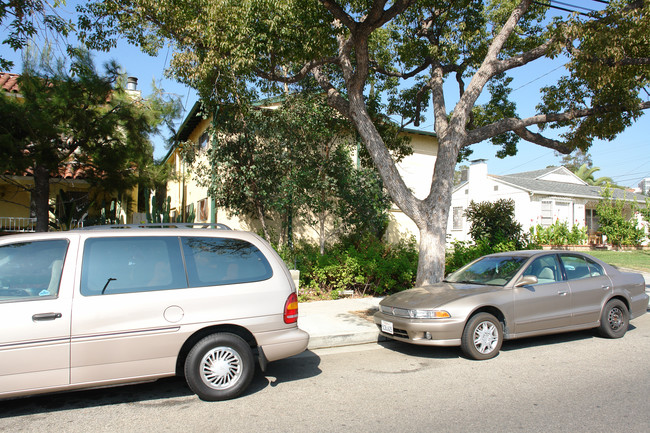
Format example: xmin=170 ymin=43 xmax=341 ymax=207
xmin=464 ymin=199 xmax=527 ymax=249
xmin=445 ymin=199 xmax=531 ymax=275
xmin=529 ymin=221 xmax=588 ymax=245
xmin=281 ymin=235 xmax=418 ymax=300
xmin=596 ymin=188 xmax=645 ymax=246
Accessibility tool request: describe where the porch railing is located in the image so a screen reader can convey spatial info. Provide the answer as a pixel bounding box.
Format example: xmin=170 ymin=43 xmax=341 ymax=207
xmin=0 ymin=217 xmax=37 ymax=233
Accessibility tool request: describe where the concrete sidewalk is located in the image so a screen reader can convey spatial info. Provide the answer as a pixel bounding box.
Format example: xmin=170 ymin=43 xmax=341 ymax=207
xmin=297 ymin=271 xmax=650 ymax=350
xmin=298 ymin=297 xmax=383 ymax=350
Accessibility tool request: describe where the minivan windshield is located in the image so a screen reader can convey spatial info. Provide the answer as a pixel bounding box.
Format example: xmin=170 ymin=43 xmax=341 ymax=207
xmin=444 ymin=255 xmax=528 ymax=286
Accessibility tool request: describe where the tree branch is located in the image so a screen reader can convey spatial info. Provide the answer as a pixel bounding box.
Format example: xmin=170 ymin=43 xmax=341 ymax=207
xmin=465 ymin=100 xmax=650 ymax=145
xmin=513 ymin=127 xmax=574 ymax=153
xmin=313 ymin=67 xmax=351 ymax=119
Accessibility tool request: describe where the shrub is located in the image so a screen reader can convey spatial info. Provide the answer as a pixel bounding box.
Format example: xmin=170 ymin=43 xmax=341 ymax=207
xmin=529 ymin=220 xmax=588 ymax=245
xmin=445 ymin=199 xmax=532 ymax=275
xmin=596 ymin=188 xmax=645 ymax=246
xmin=464 ymin=199 xmax=527 ymax=249
xmin=282 ymin=235 xmax=418 ymax=300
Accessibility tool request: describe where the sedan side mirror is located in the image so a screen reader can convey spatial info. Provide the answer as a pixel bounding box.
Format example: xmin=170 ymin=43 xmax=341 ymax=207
xmin=515 ymin=275 xmax=538 ymax=287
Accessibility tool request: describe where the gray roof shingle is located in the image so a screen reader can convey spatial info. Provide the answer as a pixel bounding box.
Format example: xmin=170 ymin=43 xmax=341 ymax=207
xmin=494 ymin=166 xmax=647 ymax=203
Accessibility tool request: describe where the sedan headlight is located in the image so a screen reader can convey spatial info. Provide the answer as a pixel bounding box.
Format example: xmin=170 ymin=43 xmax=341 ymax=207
xmin=409 ymin=309 xmax=451 ymax=319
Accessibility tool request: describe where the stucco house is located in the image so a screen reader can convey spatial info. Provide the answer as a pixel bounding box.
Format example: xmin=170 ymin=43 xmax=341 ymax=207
xmin=162 ymin=100 xmax=439 ymax=243
xmin=448 ymin=160 xmax=648 ymax=244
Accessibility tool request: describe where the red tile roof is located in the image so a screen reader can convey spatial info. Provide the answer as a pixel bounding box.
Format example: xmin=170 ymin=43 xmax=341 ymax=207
xmin=0 ymin=72 xmax=20 ymax=93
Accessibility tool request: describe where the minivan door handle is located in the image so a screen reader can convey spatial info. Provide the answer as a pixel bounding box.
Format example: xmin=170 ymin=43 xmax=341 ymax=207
xmin=32 ymin=312 xmax=63 ymax=322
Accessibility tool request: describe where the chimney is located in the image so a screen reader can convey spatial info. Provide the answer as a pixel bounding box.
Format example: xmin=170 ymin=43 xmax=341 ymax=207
xmin=126 ymin=76 xmax=138 ymax=91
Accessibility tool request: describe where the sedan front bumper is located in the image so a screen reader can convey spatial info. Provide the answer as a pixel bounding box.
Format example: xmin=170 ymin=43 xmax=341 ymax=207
xmin=373 ymin=311 xmax=465 ymax=347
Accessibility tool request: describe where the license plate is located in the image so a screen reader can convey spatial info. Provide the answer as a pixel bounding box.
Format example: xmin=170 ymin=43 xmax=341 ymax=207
xmin=381 ymin=320 xmax=394 ymax=335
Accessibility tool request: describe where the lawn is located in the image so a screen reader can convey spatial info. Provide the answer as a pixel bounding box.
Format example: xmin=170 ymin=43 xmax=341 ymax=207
xmin=587 ymin=249 xmax=650 ymax=273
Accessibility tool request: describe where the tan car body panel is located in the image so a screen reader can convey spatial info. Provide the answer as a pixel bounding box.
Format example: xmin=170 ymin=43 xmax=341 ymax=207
xmin=375 ymin=250 xmax=648 ymax=347
xmin=0 ymin=229 xmax=309 ymax=399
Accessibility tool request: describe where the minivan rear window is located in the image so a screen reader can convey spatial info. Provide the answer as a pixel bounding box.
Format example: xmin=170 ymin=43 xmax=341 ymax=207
xmin=80 ymin=237 xmax=187 ymax=296
xmin=181 ymin=237 xmax=273 ymax=287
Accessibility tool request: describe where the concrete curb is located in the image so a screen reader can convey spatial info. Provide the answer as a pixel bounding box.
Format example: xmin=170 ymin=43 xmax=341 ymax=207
xmin=298 ymin=297 xmax=384 ymax=350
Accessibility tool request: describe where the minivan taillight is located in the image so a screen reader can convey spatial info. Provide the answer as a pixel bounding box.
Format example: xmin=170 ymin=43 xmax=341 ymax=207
xmin=284 ymin=292 xmax=299 ymax=324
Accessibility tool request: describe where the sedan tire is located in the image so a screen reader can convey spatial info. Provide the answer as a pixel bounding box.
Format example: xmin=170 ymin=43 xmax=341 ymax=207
xmin=461 ymin=313 xmax=503 ymax=360
xmin=597 ymin=299 xmax=629 ymax=339
xmin=184 ymin=333 xmax=254 ymax=401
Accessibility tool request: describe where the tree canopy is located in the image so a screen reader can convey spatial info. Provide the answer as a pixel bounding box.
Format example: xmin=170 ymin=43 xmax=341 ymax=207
xmin=0 ymin=0 xmax=73 ymax=69
xmin=78 ymin=0 xmax=650 ymax=284
xmin=191 ymin=93 xmax=392 ymax=253
xmin=0 ymin=48 xmax=181 ymax=231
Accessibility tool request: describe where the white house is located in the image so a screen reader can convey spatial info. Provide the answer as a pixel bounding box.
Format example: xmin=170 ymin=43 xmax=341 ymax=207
xmin=448 ymin=160 xmax=648 ymax=243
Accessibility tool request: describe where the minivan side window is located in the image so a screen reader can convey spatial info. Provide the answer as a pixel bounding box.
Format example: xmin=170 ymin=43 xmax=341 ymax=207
xmin=80 ymin=237 xmax=187 ymax=296
xmin=0 ymin=239 xmax=69 ymax=301
xmin=182 ymin=237 xmax=273 ymax=288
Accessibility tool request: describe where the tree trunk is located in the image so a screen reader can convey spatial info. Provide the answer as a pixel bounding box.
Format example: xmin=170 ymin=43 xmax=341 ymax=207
xmin=32 ymin=165 xmax=50 ymax=232
xmin=319 ymin=212 xmax=326 ymax=255
xmin=255 ymin=201 xmax=271 ymax=242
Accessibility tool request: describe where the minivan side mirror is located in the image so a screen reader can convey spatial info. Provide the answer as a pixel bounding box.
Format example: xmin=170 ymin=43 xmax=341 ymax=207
xmin=515 ymin=275 xmax=538 ymax=287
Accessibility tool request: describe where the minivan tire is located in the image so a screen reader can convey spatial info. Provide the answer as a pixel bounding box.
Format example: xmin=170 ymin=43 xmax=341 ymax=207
xmin=184 ymin=333 xmax=254 ymax=401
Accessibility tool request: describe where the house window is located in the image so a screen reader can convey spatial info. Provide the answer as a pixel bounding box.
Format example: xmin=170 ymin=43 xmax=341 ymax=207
xmin=198 ymin=198 xmax=209 ymax=222
xmin=452 ymin=207 xmax=464 ymax=231
xmin=586 ymin=208 xmax=599 ymax=232
xmin=555 ymin=201 xmax=572 ymax=223
xmin=494 ymin=185 xmax=498 ymax=191
xmin=199 ymin=132 xmax=209 ymax=149
xmin=541 ymin=199 xmax=573 ymax=227
xmin=541 ymin=200 xmax=553 ymax=226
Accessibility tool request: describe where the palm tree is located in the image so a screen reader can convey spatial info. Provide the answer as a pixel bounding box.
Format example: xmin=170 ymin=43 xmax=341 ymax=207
xmin=574 ymin=164 xmax=614 ymax=186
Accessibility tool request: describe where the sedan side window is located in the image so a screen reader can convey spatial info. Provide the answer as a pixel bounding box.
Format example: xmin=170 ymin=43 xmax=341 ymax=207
xmin=522 ymin=255 xmax=561 ymax=284
xmin=0 ymin=239 xmax=69 ymax=301
xmin=182 ymin=237 xmax=273 ymax=288
xmin=80 ymin=237 xmax=187 ymax=296
xmin=560 ymin=255 xmax=591 ymax=280
xmin=585 ymin=258 xmax=605 ymax=277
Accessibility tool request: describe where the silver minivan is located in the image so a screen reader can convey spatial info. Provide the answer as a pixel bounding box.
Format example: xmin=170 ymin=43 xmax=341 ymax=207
xmin=0 ymin=227 xmax=309 ymax=401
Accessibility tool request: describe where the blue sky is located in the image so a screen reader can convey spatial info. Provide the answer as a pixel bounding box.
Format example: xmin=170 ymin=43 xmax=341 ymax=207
xmin=1 ymin=2 xmax=648 ymax=189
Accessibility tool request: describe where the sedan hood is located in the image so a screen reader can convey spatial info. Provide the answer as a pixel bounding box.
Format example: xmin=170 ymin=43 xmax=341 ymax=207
xmin=380 ymin=282 xmax=499 ymax=310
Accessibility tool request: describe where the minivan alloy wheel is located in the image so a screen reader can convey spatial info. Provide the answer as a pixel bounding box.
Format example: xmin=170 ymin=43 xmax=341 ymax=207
xmin=200 ymin=346 xmax=243 ymax=390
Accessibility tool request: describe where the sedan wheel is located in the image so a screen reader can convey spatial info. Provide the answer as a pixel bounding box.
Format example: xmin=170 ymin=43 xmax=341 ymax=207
xmin=598 ymin=299 xmax=629 ymax=339
xmin=184 ymin=333 xmax=254 ymax=401
xmin=461 ymin=313 xmax=503 ymax=360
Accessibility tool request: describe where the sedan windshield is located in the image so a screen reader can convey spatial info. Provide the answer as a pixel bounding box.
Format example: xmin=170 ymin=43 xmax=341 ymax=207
xmin=445 ymin=256 xmax=528 ymax=286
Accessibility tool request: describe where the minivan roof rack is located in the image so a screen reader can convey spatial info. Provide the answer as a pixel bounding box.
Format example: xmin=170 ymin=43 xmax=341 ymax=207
xmin=75 ymin=223 xmax=232 ymax=230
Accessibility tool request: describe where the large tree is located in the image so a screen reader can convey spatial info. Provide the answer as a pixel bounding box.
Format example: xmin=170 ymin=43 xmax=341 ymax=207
xmin=0 ymin=48 xmax=181 ymax=231
xmin=79 ymin=0 xmax=650 ymax=284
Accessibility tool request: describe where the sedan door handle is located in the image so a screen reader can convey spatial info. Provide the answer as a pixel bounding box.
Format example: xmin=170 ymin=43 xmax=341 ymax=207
xmin=601 ymin=285 xmax=611 ymax=291
xmin=557 ymin=291 xmax=568 ymax=296
xmin=32 ymin=312 xmax=63 ymax=322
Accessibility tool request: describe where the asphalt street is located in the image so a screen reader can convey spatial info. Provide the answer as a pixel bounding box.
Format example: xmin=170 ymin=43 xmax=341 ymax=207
xmin=2 ymin=312 xmax=649 ymax=433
